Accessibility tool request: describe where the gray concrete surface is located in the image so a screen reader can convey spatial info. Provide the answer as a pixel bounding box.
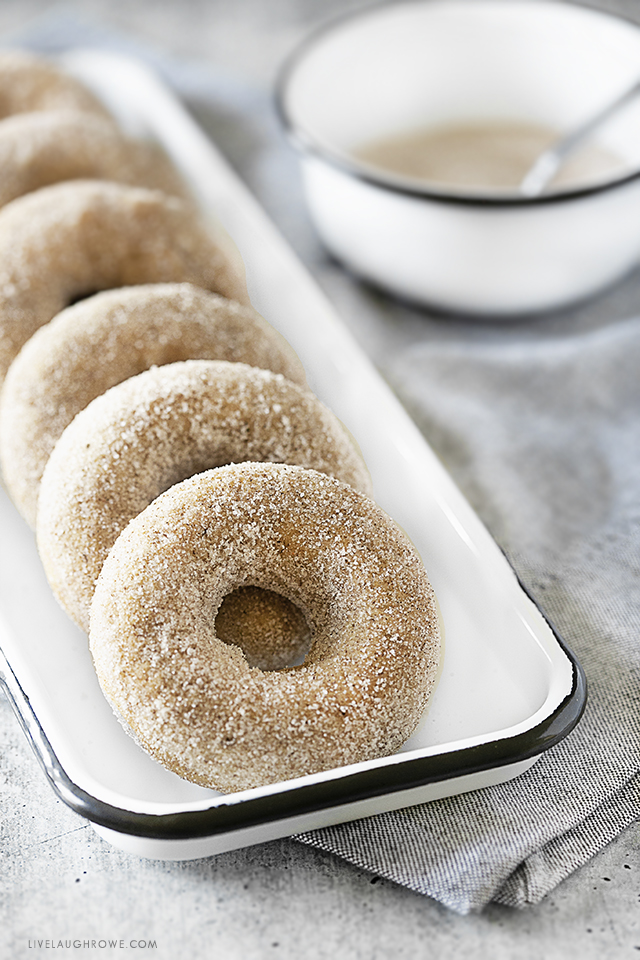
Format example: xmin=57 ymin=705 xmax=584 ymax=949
xmin=2 ymin=690 xmax=640 ymax=958
xmin=1 ymin=0 xmax=640 ymax=957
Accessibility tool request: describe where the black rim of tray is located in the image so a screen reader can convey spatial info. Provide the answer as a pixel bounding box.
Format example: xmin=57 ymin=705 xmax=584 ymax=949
xmin=0 ymin=593 xmax=587 ymax=843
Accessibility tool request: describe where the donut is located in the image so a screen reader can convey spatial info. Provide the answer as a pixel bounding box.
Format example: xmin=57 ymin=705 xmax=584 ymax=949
xmin=89 ymin=462 xmax=441 ymax=793
xmin=0 ymin=283 xmax=306 ymax=528
xmin=0 ymin=110 xmax=186 ymax=209
xmin=0 ymin=50 xmax=109 ymax=119
xmin=37 ymin=359 xmax=372 ymax=633
xmin=0 ymin=179 xmax=248 ymax=386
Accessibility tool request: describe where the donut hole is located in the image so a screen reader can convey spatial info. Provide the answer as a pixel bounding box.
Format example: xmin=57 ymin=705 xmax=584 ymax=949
xmin=66 ymin=289 xmax=100 ymax=308
xmin=214 ymin=586 xmax=312 ymax=672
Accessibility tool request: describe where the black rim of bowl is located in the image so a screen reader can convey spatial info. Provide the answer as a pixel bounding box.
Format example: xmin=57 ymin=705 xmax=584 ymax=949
xmin=275 ymin=0 xmax=640 ymax=209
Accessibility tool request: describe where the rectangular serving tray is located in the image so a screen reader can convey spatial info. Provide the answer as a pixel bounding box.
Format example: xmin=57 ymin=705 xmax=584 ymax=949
xmin=0 ymin=49 xmax=586 ymax=860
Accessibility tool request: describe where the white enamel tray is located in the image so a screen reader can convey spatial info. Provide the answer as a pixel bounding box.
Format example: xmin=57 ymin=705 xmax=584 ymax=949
xmin=0 ymin=50 xmax=586 ymax=860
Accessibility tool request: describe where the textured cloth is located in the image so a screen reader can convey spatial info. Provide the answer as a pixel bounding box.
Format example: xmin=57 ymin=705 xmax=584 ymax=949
xmin=7 ymin=9 xmax=640 ymax=914
xmin=299 ymin=320 xmax=640 ymax=911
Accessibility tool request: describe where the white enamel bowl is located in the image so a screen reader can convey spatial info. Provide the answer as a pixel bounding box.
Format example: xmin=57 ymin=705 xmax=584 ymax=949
xmin=278 ymin=0 xmax=640 ymax=316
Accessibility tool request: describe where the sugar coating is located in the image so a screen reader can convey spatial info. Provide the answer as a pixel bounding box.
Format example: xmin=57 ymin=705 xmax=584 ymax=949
xmin=0 ymin=50 xmax=110 ymax=119
xmin=0 ymin=283 xmax=306 ymax=527
xmin=0 ymin=55 xmax=440 ymax=793
xmin=37 ymin=359 xmax=372 ymax=633
xmin=0 ymin=110 xmax=187 ymax=210
xmin=89 ymin=462 xmax=441 ymax=793
xmin=0 ymin=179 xmax=248 ymax=387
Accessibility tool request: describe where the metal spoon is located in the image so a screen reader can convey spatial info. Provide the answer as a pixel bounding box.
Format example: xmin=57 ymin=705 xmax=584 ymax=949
xmin=519 ymin=78 xmax=640 ymax=197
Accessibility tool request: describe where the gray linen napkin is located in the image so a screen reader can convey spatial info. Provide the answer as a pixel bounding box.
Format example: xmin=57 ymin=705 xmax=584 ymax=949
xmin=298 ymin=319 xmax=640 ymax=910
xmin=7 ymin=12 xmax=640 ymax=914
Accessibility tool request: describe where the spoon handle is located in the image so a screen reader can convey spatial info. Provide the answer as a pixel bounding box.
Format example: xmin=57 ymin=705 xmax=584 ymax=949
xmin=520 ymin=78 xmax=640 ymax=197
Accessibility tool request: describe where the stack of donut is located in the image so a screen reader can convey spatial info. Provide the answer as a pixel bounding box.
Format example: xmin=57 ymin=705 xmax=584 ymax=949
xmin=0 ymin=52 xmax=441 ymax=794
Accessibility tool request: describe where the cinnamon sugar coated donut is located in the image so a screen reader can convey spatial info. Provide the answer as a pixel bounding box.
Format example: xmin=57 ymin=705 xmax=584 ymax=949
xmin=0 ymin=50 xmax=109 ymax=118
xmin=0 ymin=283 xmax=306 ymax=527
xmin=89 ymin=463 xmax=441 ymax=793
xmin=37 ymin=359 xmax=372 ymax=632
xmin=0 ymin=110 xmax=186 ymax=209
xmin=0 ymin=179 xmax=248 ymax=386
